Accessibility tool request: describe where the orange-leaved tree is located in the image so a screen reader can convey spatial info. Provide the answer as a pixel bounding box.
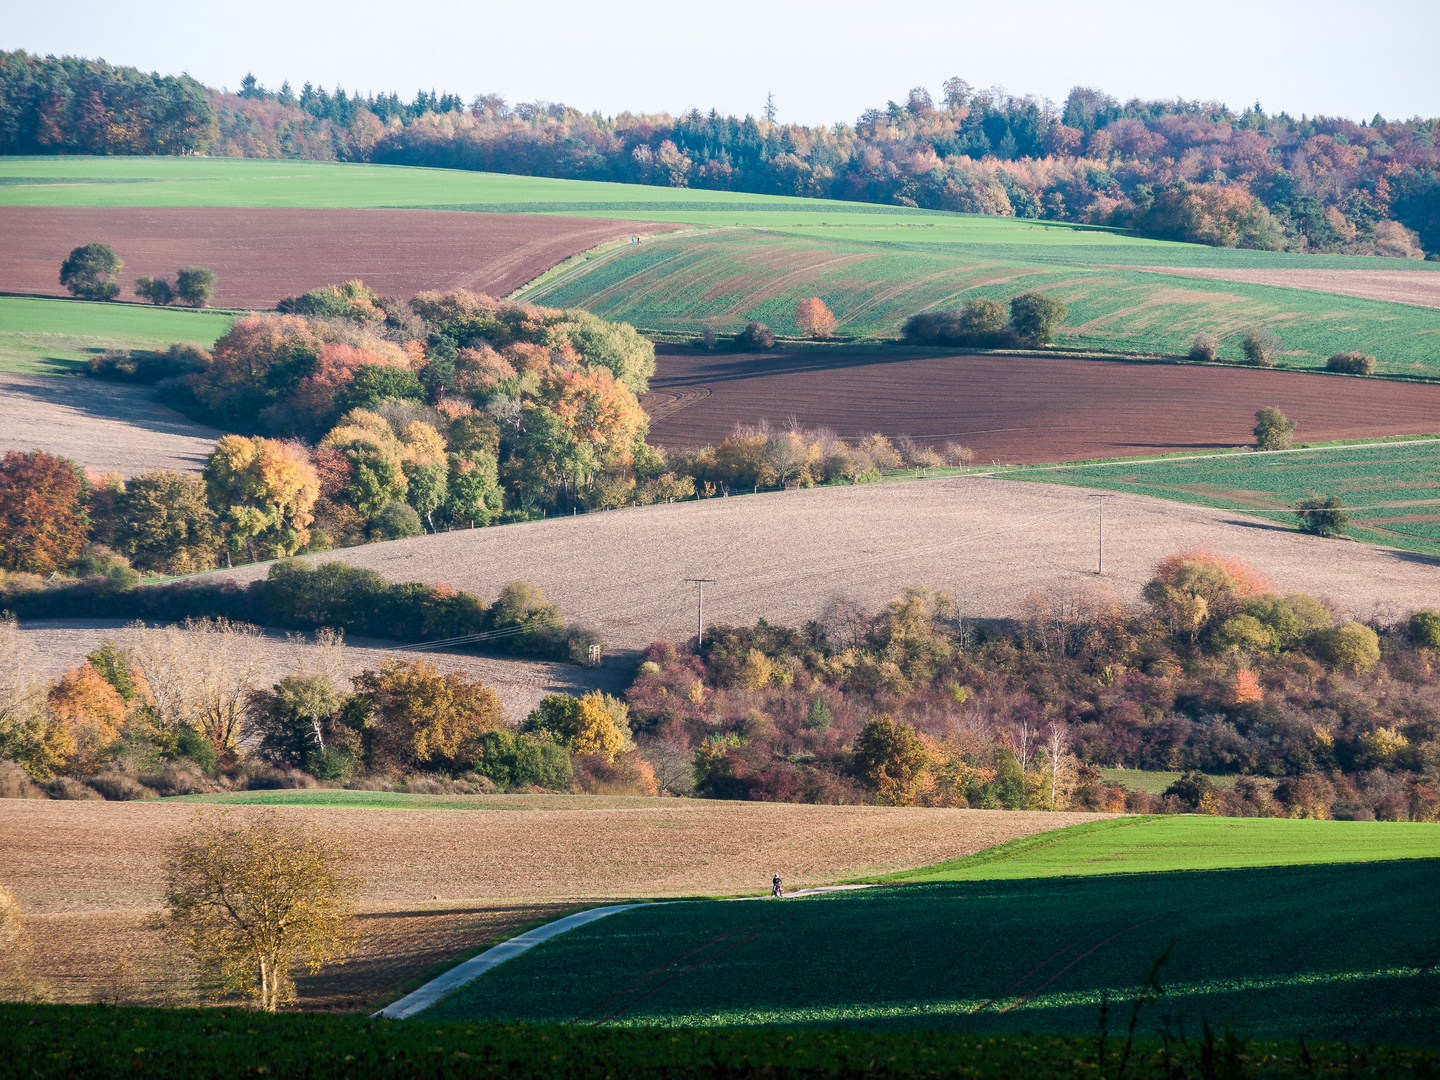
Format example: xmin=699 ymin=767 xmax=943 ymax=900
xmin=47 ymin=662 xmax=127 ymax=776
xmin=795 ymin=297 xmax=838 ymax=339
xmin=855 ymin=714 xmax=930 ymax=805
xmin=354 ymin=658 xmax=503 ymax=772
xmin=0 ymin=450 xmax=89 ymax=574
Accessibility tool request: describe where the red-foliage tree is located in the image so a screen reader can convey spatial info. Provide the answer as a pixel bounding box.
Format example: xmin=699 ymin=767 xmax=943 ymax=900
xmin=0 ymin=450 xmax=88 ymax=573
xmin=795 ymin=298 xmax=838 ymax=339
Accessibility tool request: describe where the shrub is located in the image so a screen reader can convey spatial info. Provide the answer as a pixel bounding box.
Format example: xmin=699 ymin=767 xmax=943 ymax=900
xmin=175 ymin=267 xmax=216 ymax=307
xmin=1242 ymin=327 xmax=1281 ymax=367
xmin=470 ymin=729 xmax=572 ymax=789
xmin=1008 ymin=292 xmax=1067 ymax=345
xmin=1326 ymin=352 xmax=1376 ymax=375
xmin=45 ymin=776 xmax=102 ymax=800
xmin=1409 ymin=608 xmax=1440 ymax=647
xmin=1188 ymin=333 xmax=1219 ymax=362
xmin=1313 ymin=622 xmax=1381 ymax=674
xmin=1163 ymin=770 xmax=1216 ymax=811
xmin=697 ymin=324 xmax=718 ymax=349
xmin=0 ymin=759 xmax=45 ymax=799
xmin=1294 ymin=495 xmax=1349 ymax=537
xmin=1253 ymin=406 xmax=1296 ymax=451
xmin=902 ymin=298 xmax=1009 ymax=347
xmin=369 ymin=501 xmax=422 ymax=541
xmin=277 ymin=280 xmax=382 ymax=322
xmin=736 ymin=322 xmax=774 ymax=350
xmin=59 ymin=243 xmax=122 ymax=300
xmin=86 ymin=771 xmax=152 ymax=801
xmin=135 ymin=276 xmax=176 ymax=305
xmin=85 ymin=343 xmax=212 ymax=385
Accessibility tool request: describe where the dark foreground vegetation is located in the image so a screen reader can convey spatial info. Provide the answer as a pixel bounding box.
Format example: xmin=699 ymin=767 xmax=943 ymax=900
xmin=3 ymin=1004 xmax=1436 ymax=1079
xmin=2 ymin=50 xmax=1437 ymax=257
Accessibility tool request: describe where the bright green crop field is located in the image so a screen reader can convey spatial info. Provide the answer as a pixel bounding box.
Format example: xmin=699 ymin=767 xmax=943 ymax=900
xmin=524 ymin=231 xmax=1440 ymax=371
xmin=423 ymin=856 xmax=1440 ymax=1044
xmin=1023 ymin=439 xmax=1440 ymax=552
xmin=0 ymin=295 xmax=235 ymax=374
xmin=867 ymin=816 xmax=1440 ymax=883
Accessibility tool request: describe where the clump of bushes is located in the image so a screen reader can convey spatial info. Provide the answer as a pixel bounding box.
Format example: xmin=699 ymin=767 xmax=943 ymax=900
xmin=903 ymin=292 xmax=1066 ymax=348
xmin=85 ymin=343 xmax=212 ymax=384
xmin=735 ymin=322 xmax=775 ymax=350
xmin=1326 ymin=352 xmax=1377 ymax=375
xmin=1242 ymin=327 xmax=1281 ymax=367
xmin=1188 ymin=333 xmax=1220 ymax=362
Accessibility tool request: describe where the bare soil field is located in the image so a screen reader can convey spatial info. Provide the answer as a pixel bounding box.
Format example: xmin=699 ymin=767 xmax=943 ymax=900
xmin=641 ymin=346 xmax=1440 ymax=461
xmin=1125 ymin=264 xmax=1440 ymax=309
xmin=0 ymin=798 xmax=1099 ymax=1009
xmin=202 ymin=478 xmax=1440 ymax=652
xmin=17 ymin=621 xmax=626 ymax=725
xmin=0 ymin=371 xmax=223 ymax=475
xmin=0 ymin=206 xmax=672 ymax=309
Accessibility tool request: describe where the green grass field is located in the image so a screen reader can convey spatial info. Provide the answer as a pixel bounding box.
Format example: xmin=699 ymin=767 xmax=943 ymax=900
xmin=422 ymin=857 xmax=1440 ymax=1044
xmin=1021 ymin=439 xmax=1440 ymax=552
xmin=865 ymin=816 xmax=1439 ymax=883
xmin=0 ymin=295 xmax=235 ymax=374
xmin=6 ymin=1005 xmax=1420 ymax=1079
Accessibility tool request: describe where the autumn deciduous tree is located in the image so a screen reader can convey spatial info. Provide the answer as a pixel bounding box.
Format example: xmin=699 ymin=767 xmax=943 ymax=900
xmin=114 ymin=469 xmax=220 ymax=574
xmin=1009 ymin=292 xmax=1067 ymax=345
xmin=47 ymin=662 xmax=126 ymax=775
xmin=354 ymin=658 xmax=503 ymax=771
xmin=0 ymin=450 xmax=88 ymax=574
xmin=203 ymin=436 xmax=319 ymax=562
xmin=1295 ymin=495 xmax=1349 ymax=537
xmin=795 ymin=297 xmax=838 ymax=339
xmin=1253 ymin=406 xmax=1296 ymax=450
xmin=854 ymin=714 xmax=930 ymax=805
xmin=164 ymin=812 xmax=360 ymax=1011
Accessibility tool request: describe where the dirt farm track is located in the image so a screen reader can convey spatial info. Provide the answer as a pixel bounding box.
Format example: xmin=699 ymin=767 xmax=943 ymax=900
xmin=644 ymin=346 xmax=1440 ymax=462
xmin=0 ymin=799 xmax=1101 ymax=1009
xmin=0 ymin=206 xmax=672 ymax=308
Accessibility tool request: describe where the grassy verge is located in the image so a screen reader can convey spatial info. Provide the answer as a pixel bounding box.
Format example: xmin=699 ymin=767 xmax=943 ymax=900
xmin=0 ymin=295 xmax=235 ymax=374
xmin=7 ymin=1004 xmax=1429 ymax=1079
xmin=862 ymin=817 xmax=1440 ymax=882
xmin=422 ymin=859 xmax=1440 ymax=1043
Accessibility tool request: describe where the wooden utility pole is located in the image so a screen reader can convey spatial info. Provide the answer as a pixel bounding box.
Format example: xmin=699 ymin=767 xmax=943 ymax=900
xmin=684 ymin=578 xmax=717 ymax=647
xmin=1089 ymin=494 xmax=1115 ymax=574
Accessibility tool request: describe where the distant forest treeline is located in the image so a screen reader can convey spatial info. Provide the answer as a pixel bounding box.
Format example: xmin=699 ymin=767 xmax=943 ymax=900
xmin=2 ymin=51 xmax=1438 ymax=257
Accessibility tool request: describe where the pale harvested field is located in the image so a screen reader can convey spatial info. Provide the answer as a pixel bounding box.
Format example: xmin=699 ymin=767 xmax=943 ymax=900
xmin=201 ymin=478 xmax=1440 ymax=652
xmin=0 ymin=371 xmax=221 ymax=475
xmin=0 ymin=798 xmax=1101 ymax=1009
xmin=18 ymin=621 xmax=626 ymax=725
xmin=1125 ymin=264 xmax=1440 ymax=309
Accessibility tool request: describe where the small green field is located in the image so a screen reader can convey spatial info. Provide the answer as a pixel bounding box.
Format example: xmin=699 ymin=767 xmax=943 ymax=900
xmin=6 ymin=1005 xmax=1419 ymax=1080
xmin=162 ymin=789 xmax=658 ymax=811
xmin=0 ymin=295 xmax=235 ymax=374
xmin=423 ymin=857 xmax=1440 ymax=1044
xmin=1024 ymin=439 xmax=1440 ymax=552
xmin=869 ymin=816 xmax=1439 ymax=883
xmin=1099 ymin=769 xmax=1237 ymax=794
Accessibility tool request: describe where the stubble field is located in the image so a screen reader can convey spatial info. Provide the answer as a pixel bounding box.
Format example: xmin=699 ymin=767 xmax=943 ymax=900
xmin=0 ymin=798 xmax=1098 ymax=1010
xmin=642 ymin=346 xmax=1440 ymax=460
xmin=197 ymin=478 xmax=1440 ymax=652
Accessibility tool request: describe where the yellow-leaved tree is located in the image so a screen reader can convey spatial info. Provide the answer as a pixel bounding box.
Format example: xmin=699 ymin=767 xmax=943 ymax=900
xmin=203 ymin=435 xmax=319 ymax=563
xmin=163 ymin=812 xmax=361 ymax=1011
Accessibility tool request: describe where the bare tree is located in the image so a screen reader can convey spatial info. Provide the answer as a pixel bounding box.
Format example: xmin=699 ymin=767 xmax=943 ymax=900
xmin=1011 ymin=717 xmax=1034 ymax=774
xmin=125 ymin=619 xmax=264 ymax=754
xmin=0 ymin=615 xmax=46 ymax=744
xmin=1045 ymin=721 xmax=1075 ymax=810
xmin=637 ymin=737 xmax=695 ymax=796
xmin=164 ymin=812 xmax=360 ymax=1011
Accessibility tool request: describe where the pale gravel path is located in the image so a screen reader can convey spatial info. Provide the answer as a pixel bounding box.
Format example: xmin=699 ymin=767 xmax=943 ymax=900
xmin=196 ymin=478 xmax=1440 ymax=651
xmin=0 ymin=372 xmax=221 ymax=476
xmin=16 ymin=621 xmax=627 ymax=725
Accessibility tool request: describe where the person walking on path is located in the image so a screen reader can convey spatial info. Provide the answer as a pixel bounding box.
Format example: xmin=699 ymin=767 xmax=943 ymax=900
xmin=771 ymin=874 xmax=783 ymax=898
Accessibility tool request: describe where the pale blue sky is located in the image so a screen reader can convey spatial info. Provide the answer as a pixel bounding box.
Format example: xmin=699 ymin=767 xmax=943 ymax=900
xmin=7 ymin=0 xmax=1438 ymax=126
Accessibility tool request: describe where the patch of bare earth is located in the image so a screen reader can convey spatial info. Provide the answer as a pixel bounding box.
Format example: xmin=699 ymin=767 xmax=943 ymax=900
xmin=0 ymin=371 xmax=223 ymax=476
xmin=1119 ymin=265 xmax=1440 ymax=309
xmin=0 ymin=207 xmax=674 ymax=309
xmin=201 ymin=478 xmax=1440 ymax=652
xmin=17 ymin=623 xmax=627 ymax=726
xmin=0 ymin=799 xmax=1102 ymax=1010
xmin=641 ymin=346 xmax=1440 ymax=461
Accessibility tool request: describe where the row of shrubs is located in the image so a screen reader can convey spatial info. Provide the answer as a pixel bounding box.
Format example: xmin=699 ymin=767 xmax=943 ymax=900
xmin=0 ymin=558 xmax=603 ymax=663
xmin=1188 ymin=330 xmax=1377 ymax=373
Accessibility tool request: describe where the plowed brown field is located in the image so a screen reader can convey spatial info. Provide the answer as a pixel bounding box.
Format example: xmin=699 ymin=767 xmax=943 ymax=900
xmin=642 ymin=346 xmax=1440 ymax=461
xmin=0 ymin=207 xmax=672 ymax=308
xmin=0 ymin=798 xmax=1100 ymax=1009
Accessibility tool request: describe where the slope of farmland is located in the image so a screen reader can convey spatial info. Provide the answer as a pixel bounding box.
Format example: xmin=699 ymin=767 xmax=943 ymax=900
xmin=527 ymin=231 xmax=1440 ymax=373
xmin=193 ymin=478 xmax=1440 ymax=652
xmin=0 ymin=370 xmax=222 ymax=474
xmin=0 ymin=295 xmax=234 ymax=374
xmin=0 ymin=206 xmax=674 ymax=309
xmin=1121 ymin=263 xmax=1440 ymax=309
xmin=642 ymin=346 xmax=1440 ymax=459
xmin=0 ymin=798 xmax=1097 ymax=1008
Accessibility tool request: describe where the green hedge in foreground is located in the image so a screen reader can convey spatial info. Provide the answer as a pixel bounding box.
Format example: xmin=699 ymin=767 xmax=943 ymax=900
xmin=3 ymin=1004 xmax=1438 ymax=1079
